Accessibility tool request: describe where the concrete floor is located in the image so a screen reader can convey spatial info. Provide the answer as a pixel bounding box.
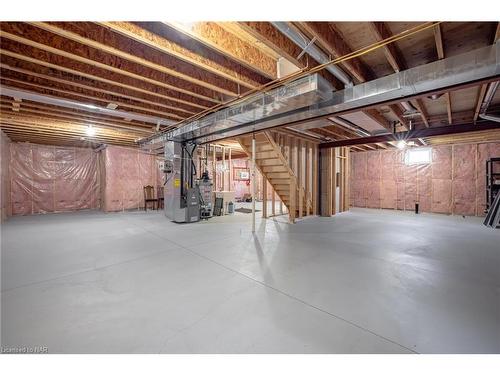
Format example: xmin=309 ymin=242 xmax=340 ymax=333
xmin=1 ymin=207 xmax=499 ymax=353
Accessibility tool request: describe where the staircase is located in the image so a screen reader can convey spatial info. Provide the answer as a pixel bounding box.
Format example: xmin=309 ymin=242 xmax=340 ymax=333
xmin=238 ymin=131 xmax=311 ymax=222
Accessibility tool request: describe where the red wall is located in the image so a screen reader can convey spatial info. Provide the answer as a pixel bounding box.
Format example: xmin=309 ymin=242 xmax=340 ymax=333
xmin=9 ymin=142 xmax=100 ymax=215
xmin=350 ymin=142 xmax=500 ymax=216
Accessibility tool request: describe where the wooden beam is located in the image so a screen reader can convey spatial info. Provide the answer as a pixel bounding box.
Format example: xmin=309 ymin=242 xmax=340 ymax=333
xmin=369 ymin=22 xmax=406 ymax=72
xmin=0 ymin=104 xmax=151 ymax=134
xmin=0 ymin=115 xmax=140 ymax=139
xmin=363 ymin=108 xmax=392 ymax=131
xmin=0 ymin=28 xmax=222 ymax=105
xmin=236 ymin=22 xmax=343 ymax=90
xmin=433 ymin=23 xmax=453 ymax=125
xmin=411 ymin=99 xmax=430 ymax=127
xmin=166 ymin=22 xmax=277 ymax=79
xmin=293 ymin=23 xmax=394 ymax=131
xmin=0 ymin=48 xmax=208 ymax=111
xmin=493 ymin=22 xmax=500 ymax=43
xmin=0 ymin=98 xmax=154 ymax=130
xmin=444 ymin=92 xmax=453 ymax=125
xmin=434 ymin=24 xmax=445 ymax=60
xmin=296 ymin=22 xmax=373 ymax=83
xmin=1 ymin=78 xmax=185 ymax=121
xmin=388 ymin=104 xmax=409 ymax=130
xmin=29 ymin=22 xmax=239 ymax=98
xmin=473 ymin=84 xmax=488 ymax=123
xmin=1 ymin=63 xmax=196 ymax=116
xmin=319 ymin=121 xmax=500 ymax=148
xmin=97 ymin=22 xmax=267 ymax=89
xmin=0 ymin=123 xmax=136 ymax=145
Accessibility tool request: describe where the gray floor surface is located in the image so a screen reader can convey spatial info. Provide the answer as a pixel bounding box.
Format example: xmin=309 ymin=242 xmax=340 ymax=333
xmin=1 ymin=207 xmax=499 ymax=354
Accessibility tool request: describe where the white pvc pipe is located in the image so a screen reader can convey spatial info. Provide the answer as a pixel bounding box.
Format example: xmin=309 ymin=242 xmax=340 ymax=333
xmin=251 ymin=136 xmax=256 ymax=233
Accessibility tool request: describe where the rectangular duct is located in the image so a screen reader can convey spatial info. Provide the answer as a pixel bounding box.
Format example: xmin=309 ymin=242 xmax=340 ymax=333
xmin=141 ymin=43 xmax=499 ymax=146
xmin=141 ymin=74 xmax=333 ymax=147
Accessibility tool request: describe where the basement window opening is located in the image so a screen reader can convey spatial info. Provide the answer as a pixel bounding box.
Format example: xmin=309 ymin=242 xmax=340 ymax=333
xmin=405 ymin=148 xmax=431 ymax=165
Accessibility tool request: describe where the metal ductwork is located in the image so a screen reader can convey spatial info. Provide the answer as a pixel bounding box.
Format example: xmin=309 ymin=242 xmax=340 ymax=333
xmin=0 ymin=86 xmax=175 ymax=127
xmin=141 ymin=73 xmax=333 ymax=147
xmin=271 ymin=22 xmax=353 ymax=88
xmin=140 ymin=43 xmax=500 ymax=146
xmin=478 ymin=80 xmax=500 ymax=123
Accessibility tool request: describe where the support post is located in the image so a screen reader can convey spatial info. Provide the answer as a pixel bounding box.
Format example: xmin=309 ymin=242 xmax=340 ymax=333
xmin=298 ymin=139 xmax=303 ymax=219
xmin=290 ymin=177 xmax=296 ymax=223
xmin=262 ymin=177 xmax=268 ymax=218
xmin=212 ymin=144 xmax=217 ymax=190
xmin=251 ymin=135 xmax=256 ymax=233
xmin=312 ymin=144 xmax=318 ymax=215
xmin=272 ymin=186 xmax=276 ymax=217
xmin=228 ymin=147 xmax=232 ymax=191
xmin=221 ymin=146 xmax=226 ymax=191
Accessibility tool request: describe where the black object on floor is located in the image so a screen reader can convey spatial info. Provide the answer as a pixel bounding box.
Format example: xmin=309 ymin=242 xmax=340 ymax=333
xmin=213 ymin=197 xmax=223 ymax=216
xmin=483 ymin=189 xmax=500 ymax=228
xmin=235 ymin=208 xmax=261 ymax=214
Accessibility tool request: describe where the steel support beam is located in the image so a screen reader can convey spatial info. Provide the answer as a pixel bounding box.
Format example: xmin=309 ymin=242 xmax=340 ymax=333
xmin=142 ymin=43 xmax=499 ymax=146
xmin=318 ymin=121 xmax=500 ymax=149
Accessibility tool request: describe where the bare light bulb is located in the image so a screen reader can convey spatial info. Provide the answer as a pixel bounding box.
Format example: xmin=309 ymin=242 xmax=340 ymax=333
xmin=86 ymin=125 xmax=96 ymax=137
xmin=396 ymin=140 xmax=407 ymax=150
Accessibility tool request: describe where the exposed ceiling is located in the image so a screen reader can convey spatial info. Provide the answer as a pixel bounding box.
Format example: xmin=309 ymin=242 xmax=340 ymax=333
xmin=0 ymin=21 xmax=499 ymax=151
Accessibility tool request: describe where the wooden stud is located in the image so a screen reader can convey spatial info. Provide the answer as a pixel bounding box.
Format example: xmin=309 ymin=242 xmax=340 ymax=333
xmin=262 ymin=176 xmax=268 ymax=218
xmin=228 ymin=147 xmax=232 ymax=191
xmin=272 ymin=185 xmax=276 ymax=217
xmin=305 ymin=141 xmax=311 ymax=215
xmin=297 ymin=139 xmax=303 ymax=219
xmin=473 ymin=84 xmax=488 ymax=123
xmin=331 ymin=148 xmax=337 ymax=215
xmin=312 ymin=143 xmax=318 ymax=215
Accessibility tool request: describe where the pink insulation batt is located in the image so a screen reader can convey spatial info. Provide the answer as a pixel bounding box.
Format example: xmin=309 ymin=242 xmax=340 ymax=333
xmin=9 ymin=143 xmax=100 ymax=215
xmin=1 ymin=131 xmax=11 ymax=220
xmin=349 ymin=142 xmax=500 ymax=216
xmin=101 ymin=145 xmax=161 ymax=212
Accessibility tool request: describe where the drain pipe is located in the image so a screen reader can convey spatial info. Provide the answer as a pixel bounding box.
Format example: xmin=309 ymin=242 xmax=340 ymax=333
xmin=479 ymin=81 xmax=500 ymax=123
xmin=272 ymin=22 xmax=353 ymax=88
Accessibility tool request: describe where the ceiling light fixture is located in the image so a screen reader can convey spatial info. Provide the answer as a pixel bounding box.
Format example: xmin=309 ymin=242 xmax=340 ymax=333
xmin=396 ymin=140 xmax=407 ymax=150
xmin=85 ymin=125 xmax=96 ymax=137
